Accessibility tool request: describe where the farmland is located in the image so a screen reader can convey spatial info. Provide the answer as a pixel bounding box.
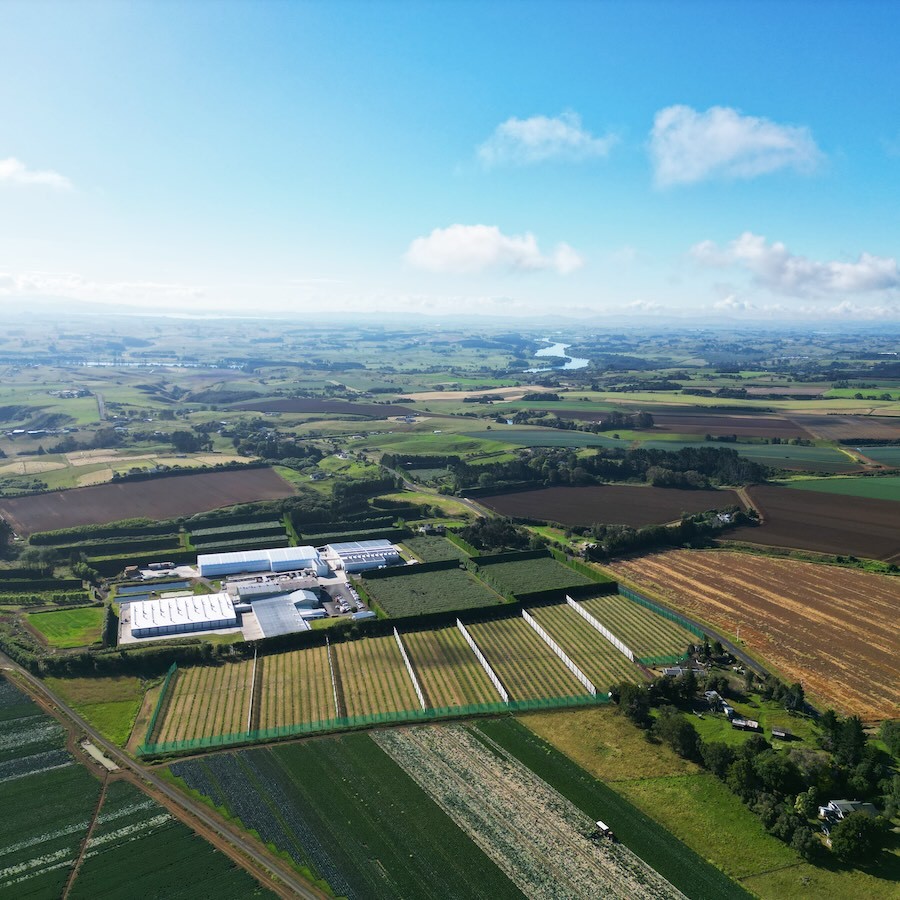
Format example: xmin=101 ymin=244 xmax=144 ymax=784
xmin=0 ymin=467 xmax=295 ymax=535
xmin=578 ymin=594 xmax=699 ymax=662
xmin=401 ymin=626 xmax=503 ymax=707
xmin=376 ymin=724 xmax=683 ymax=900
xmin=69 ymin=780 xmax=272 ymax=899
xmin=476 ymin=556 xmax=593 ymax=594
xmin=479 ymin=484 xmax=743 ymax=528
xmin=25 ymin=606 xmax=105 ymax=648
xmin=608 ymin=549 xmax=900 ymax=718
xmin=257 ymin=646 xmax=337 ymax=729
xmin=402 ymin=534 xmax=469 ymax=562
xmin=362 ymin=566 xmax=504 ymax=616
xmin=527 ymin=604 xmax=646 ymax=688
xmin=784 ymin=474 xmax=900 ymax=502
xmin=794 ymin=414 xmax=900 ymax=442
xmin=332 ymin=635 xmax=420 ymax=717
xmin=862 ymin=444 xmax=900 ymax=466
xmin=467 ymin=617 xmax=585 ymax=700
xmin=733 ymin=484 xmax=900 ymax=559
xmin=44 ymin=676 xmax=145 ymax=746
xmin=155 ymin=660 xmax=254 ymax=743
xmin=168 ymin=733 xmax=520 ymax=899
xmin=646 ymin=412 xmax=808 ymax=439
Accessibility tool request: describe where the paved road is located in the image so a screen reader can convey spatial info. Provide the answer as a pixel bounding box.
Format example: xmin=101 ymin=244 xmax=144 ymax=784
xmin=0 ymin=652 xmax=324 ymax=899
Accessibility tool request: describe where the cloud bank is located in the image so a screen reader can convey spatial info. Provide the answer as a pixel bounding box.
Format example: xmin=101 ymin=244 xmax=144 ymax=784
xmin=0 ymin=157 xmax=72 ymax=189
xmin=478 ymin=112 xmax=616 ymax=166
xmin=651 ymin=105 xmax=821 ymax=186
xmin=692 ymin=232 xmax=900 ymax=296
xmin=405 ymin=224 xmax=584 ymax=275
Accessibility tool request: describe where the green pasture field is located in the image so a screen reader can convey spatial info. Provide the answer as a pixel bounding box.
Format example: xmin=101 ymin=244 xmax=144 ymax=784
xmin=636 ymin=439 xmax=860 ymax=471
xmin=352 ymin=430 xmax=511 ymax=455
xmin=376 ymin=489 xmax=475 ymax=518
xmin=26 ymin=606 xmax=105 ymax=648
xmin=401 ymin=534 xmax=468 ymax=562
xmin=783 ymin=474 xmax=900 ymax=502
xmin=167 ymin=733 xmax=519 ymax=899
xmin=476 ymin=556 xmax=592 ymax=594
xmin=862 ymin=445 xmax=900 ymax=466
xmin=363 ymin=566 xmax=503 ymax=616
xmin=477 ymin=717 xmax=750 ymax=900
xmin=45 ymin=675 xmax=146 ymax=745
xmin=464 ymin=428 xmax=622 ymax=448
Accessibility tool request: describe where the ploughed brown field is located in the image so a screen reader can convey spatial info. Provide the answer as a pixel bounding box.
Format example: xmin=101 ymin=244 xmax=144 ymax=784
xmin=477 ymin=484 xmax=743 ymax=528
xmin=732 ymin=484 xmax=900 ymax=561
xmin=234 ymin=397 xmax=426 ymax=417
xmin=607 ymin=549 xmax=900 ymax=720
xmin=792 ymin=414 xmax=900 ymax=442
xmin=0 ymin=467 xmax=295 ymax=535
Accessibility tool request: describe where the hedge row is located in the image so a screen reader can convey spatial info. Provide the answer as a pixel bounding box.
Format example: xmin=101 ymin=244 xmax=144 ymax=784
xmin=548 ymin=547 xmax=614 ymax=583
xmin=88 ymin=548 xmax=198 ymax=577
xmin=0 ymin=592 xmax=91 ymax=607
xmin=30 ymin=518 xmax=177 ymax=545
xmin=0 ymin=577 xmax=84 ymax=592
xmin=191 ymin=527 xmax=285 ymax=547
xmin=300 ymin=527 xmax=410 ymax=546
xmin=49 ymin=535 xmax=182 ymax=558
xmin=191 ymin=537 xmax=288 ymax=554
xmin=361 ymin=559 xmax=460 ymax=580
xmin=295 ymin=516 xmax=397 ymax=535
xmin=188 ymin=520 xmax=283 ymax=538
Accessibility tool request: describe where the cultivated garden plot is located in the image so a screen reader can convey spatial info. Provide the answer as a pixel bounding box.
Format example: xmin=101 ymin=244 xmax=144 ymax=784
xmin=475 ymin=556 xmax=593 ymax=594
xmin=156 ymin=660 xmax=254 ymax=743
xmin=169 ymin=735 xmax=518 ymax=899
xmin=375 ymin=725 xmax=685 ymax=900
xmin=401 ymin=626 xmax=502 ymax=708
xmin=467 ymin=617 xmax=586 ymax=700
xmin=527 ymin=604 xmax=646 ymax=690
xmin=257 ymin=646 xmax=337 ymax=729
xmin=578 ymin=595 xmax=699 ymax=662
xmin=608 ymin=550 xmax=900 ymax=719
xmin=363 ymin=566 xmax=504 ymax=616
xmin=332 ymin=635 xmax=420 ymax=718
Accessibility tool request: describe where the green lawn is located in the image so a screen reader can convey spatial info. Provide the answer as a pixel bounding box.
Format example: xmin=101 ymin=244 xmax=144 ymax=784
xmin=44 ymin=675 xmax=146 ymax=745
xmin=26 ymin=606 xmax=105 ymax=648
xmin=784 ymin=475 xmax=900 ymax=501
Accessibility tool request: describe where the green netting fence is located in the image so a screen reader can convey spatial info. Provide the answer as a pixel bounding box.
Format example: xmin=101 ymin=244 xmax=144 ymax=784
xmin=137 ymin=691 xmax=609 ymax=757
xmin=144 ymin=662 xmax=177 ymax=745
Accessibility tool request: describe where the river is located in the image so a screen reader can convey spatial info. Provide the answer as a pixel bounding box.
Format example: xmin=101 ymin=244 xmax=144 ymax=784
xmin=526 ymin=340 xmax=589 ymax=373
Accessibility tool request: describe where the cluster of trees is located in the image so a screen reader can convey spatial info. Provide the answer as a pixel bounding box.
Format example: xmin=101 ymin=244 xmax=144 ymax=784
xmin=457 ymin=517 xmax=535 ymax=553
xmin=453 ymin=445 xmax=767 ymax=493
xmin=611 ymin=675 xmax=896 ymax=864
xmin=498 ymin=409 xmax=654 ymax=434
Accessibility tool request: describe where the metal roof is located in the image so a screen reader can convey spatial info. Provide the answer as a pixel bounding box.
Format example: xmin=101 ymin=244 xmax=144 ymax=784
xmin=130 ymin=592 xmax=237 ymax=630
xmin=197 ymin=547 xmax=321 ymax=568
xmin=327 ymin=539 xmax=395 ymax=556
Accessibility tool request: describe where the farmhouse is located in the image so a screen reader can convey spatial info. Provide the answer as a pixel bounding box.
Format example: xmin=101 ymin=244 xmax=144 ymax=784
xmin=818 ymin=799 xmax=878 ymax=822
xmin=129 ymin=592 xmax=238 ymax=638
xmin=324 ymin=539 xmax=401 ymax=573
xmin=197 ymin=546 xmax=328 ymax=578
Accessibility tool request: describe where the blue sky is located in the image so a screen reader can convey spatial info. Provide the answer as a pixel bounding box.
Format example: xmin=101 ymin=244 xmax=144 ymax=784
xmin=1 ymin=0 xmax=899 ymax=321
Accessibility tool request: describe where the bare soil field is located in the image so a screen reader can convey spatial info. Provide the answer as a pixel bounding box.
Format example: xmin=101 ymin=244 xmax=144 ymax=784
xmin=0 ymin=467 xmax=295 ymax=535
xmin=791 ymin=414 xmax=900 ymax=442
xmin=234 ymin=397 xmax=424 ymax=417
xmin=479 ymin=484 xmax=743 ymax=528
xmin=607 ymin=549 xmax=900 ymax=719
xmin=650 ymin=413 xmax=809 ymax=438
xmin=408 ymin=385 xmax=559 ymax=402
xmin=732 ymin=484 xmax=900 ymax=560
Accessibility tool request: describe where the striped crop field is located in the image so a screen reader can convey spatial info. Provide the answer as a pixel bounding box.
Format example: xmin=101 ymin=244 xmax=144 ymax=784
xmin=332 ymin=635 xmax=420 ymax=717
xmin=467 ymin=617 xmax=585 ymax=701
xmin=528 ymin=604 xmax=645 ymax=690
xmin=157 ymin=660 xmax=254 ymax=743
xmin=401 ymin=626 xmax=502 ymax=708
xmin=258 ymin=646 xmax=337 ymax=729
xmin=580 ymin=595 xmax=698 ymax=661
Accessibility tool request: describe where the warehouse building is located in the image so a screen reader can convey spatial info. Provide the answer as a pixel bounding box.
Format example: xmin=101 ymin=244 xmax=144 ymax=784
xmin=130 ymin=592 xmax=238 ymax=639
xmin=325 ymin=539 xmax=401 ymax=573
xmin=197 ymin=546 xmax=328 ymax=578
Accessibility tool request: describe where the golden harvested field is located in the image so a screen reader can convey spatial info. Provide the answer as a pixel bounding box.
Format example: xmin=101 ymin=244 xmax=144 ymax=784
xmin=332 ymin=635 xmax=420 ymax=718
xmin=608 ymin=550 xmax=900 ymax=720
xmin=257 ymin=646 xmax=337 ymax=729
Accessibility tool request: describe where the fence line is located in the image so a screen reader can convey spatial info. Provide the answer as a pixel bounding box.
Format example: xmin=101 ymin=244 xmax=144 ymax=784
xmin=617 ymin=585 xmax=704 ymax=637
xmin=566 ymin=595 xmax=635 ymax=663
xmin=394 ymin=627 xmax=426 ymax=711
xmin=456 ymin=618 xmax=509 ymax=703
xmin=325 ymin=636 xmax=340 ymax=717
xmin=521 ymin=609 xmax=596 ymax=695
xmin=144 ymin=662 xmax=178 ymax=745
xmin=137 ymin=692 xmax=611 ymax=756
xmin=246 ymin=645 xmax=258 ymax=733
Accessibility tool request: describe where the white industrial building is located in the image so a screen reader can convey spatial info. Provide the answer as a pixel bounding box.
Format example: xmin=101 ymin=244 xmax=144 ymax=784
xmin=130 ymin=592 xmax=238 ymax=639
xmin=325 ymin=539 xmax=401 ymax=573
xmin=198 ymin=546 xmax=328 ymax=578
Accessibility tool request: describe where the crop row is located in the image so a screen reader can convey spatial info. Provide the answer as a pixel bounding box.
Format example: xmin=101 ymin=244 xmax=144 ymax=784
xmin=475 ymin=557 xmax=593 ymax=595
xmin=333 ymin=635 xmax=420 ymax=718
xmin=189 ymin=519 xmax=283 ymax=538
xmin=363 ymin=567 xmax=503 ymax=617
xmin=579 ymin=595 xmax=697 ymax=660
xmin=258 ymin=646 xmax=336 ymax=729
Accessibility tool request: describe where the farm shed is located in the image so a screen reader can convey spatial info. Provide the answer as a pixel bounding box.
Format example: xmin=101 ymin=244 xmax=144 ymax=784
xmin=198 ymin=546 xmax=327 ymax=577
xmin=325 ymin=539 xmax=401 ymax=573
xmin=251 ymin=594 xmax=312 ymax=638
xmin=130 ymin=592 xmax=238 ymax=638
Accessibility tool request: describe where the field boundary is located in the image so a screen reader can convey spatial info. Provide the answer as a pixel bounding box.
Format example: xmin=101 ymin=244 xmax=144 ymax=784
xmin=144 ymin=661 xmax=178 ymax=745
xmin=394 ymin=627 xmax=426 ymax=711
xmin=566 ymin=595 xmax=636 ymax=663
xmin=456 ymin=618 xmax=509 ymax=703
xmin=522 ymin=609 xmax=596 ymax=695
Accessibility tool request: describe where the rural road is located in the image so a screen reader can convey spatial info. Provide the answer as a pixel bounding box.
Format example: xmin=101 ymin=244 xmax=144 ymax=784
xmin=0 ymin=652 xmax=325 ymax=900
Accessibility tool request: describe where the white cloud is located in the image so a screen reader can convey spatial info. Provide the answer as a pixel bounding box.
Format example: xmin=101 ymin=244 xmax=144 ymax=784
xmin=0 ymin=157 xmax=71 ymax=189
xmin=478 ymin=112 xmax=617 ymax=166
xmin=405 ymin=224 xmax=584 ymax=275
xmin=691 ymin=232 xmax=900 ymax=296
xmin=650 ymin=105 xmax=821 ymax=186
xmin=0 ymin=271 xmax=204 ymax=304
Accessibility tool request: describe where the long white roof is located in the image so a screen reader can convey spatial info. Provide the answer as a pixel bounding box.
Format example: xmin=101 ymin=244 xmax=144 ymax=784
xmin=131 ymin=591 xmax=237 ymax=630
xmin=197 ymin=546 xmax=320 ymax=568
